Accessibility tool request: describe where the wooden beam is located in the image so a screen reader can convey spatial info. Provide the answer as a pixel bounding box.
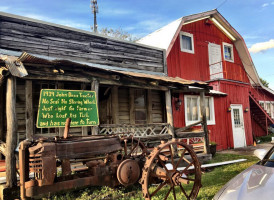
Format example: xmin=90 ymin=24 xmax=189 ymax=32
xmin=147 ymin=89 xmax=153 ymax=123
xmin=25 ymin=80 xmax=34 ymax=139
xmin=200 ymin=91 xmax=210 ymax=154
xmin=99 ymin=79 xmax=168 ymax=91
xmin=6 ymin=76 xmax=17 ymax=187
xmin=129 ymin=88 xmax=135 ymax=124
xmin=165 ymin=90 xmax=174 ymax=137
xmin=111 ymin=86 xmax=119 ymax=124
xmin=81 ymin=83 xmax=88 ymax=136
xmin=91 ymin=79 xmax=99 ymax=135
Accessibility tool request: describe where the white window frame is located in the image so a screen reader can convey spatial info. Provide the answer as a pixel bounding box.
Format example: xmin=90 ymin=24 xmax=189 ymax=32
xmin=222 ymin=42 xmax=234 ymax=63
xmin=180 ymin=31 xmax=195 ymax=54
xmin=184 ymin=95 xmax=215 ymax=126
xmin=259 ymin=101 xmax=274 ymax=119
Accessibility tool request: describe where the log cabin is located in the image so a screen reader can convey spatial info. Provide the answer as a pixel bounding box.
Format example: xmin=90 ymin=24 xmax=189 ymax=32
xmin=138 ymin=9 xmax=274 ymax=150
xmin=0 ymin=11 xmax=212 ymax=191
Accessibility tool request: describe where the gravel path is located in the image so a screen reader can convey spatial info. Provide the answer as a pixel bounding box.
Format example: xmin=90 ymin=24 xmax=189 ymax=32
xmin=218 ymin=142 xmax=273 ymax=156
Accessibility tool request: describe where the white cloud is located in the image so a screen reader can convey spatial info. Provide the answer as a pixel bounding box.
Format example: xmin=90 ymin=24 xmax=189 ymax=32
xmin=0 ymin=6 xmax=9 ymax=11
xmin=138 ymin=19 xmax=168 ymax=32
xmin=262 ymin=3 xmax=269 ymax=7
xmin=101 ymin=9 xmax=134 ymax=16
xmin=24 ymin=14 xmax=90 ymax=31
xmin=249 ymin=39 xmax=274 ymax=53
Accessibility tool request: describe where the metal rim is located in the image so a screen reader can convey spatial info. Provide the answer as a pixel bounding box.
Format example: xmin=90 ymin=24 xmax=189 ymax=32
xmin=141 ymin=140 xmax=202 ymax=200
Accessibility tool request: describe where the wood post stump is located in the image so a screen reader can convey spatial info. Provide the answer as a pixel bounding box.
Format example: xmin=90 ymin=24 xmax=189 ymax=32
xmin=6 ymin=76 xmax=17 ymax=187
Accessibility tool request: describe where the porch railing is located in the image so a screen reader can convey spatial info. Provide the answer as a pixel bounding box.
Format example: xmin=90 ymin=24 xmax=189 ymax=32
xmin=99 ymin=123 xmax=170 ymax=138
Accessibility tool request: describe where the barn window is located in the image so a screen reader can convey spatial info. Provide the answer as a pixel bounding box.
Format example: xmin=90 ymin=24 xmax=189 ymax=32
xmin=222 ymin=42 xmax=234 ymax=62
xmin=180 ymin=31 xmax=194 ymax=54
xmin=184 ymin=95 xmax=215 ymax=125
xmin=260 ymin=101 xmax=274 ymax=119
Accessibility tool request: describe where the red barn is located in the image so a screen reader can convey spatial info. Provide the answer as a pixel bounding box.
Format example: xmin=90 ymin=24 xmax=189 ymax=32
xmin=138 ymin=9 xmax=274 ymax=150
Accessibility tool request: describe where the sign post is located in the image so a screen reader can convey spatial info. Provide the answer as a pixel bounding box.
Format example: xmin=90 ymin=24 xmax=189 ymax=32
xmin=37 ymin=89 xmax=99 ymax=128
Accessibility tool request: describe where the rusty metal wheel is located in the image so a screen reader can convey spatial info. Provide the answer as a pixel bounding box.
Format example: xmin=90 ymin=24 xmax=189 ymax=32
xmin=141 ymin=140 xmax=202 ymax=200
xmin=120 ymin=137 xmax=148 ymax=159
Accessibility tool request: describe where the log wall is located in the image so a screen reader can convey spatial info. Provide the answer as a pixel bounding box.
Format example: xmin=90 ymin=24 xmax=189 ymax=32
xmin=0 ymin=13 xmax=166 ymax=74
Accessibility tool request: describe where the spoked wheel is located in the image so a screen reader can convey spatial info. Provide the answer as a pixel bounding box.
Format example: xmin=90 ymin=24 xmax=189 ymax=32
xmin=141 ymin=140 xmax=201 ymax=200
xmin=120 ymin=136 xmax=148 ymax=159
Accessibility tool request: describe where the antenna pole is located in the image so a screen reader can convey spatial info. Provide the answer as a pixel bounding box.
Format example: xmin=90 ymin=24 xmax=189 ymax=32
xmin=91 ymin=0 xmax=98 ymax=33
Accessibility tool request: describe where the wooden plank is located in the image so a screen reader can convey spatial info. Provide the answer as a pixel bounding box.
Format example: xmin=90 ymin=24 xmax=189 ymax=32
xmin=147 ymin=89 xmax=153 ymax=123
xmin=129 ymin=88 xmax=135 ymax=124
xmin=111 ymin=86 xmax=119 ymax=124
xmin=25 ymin=80 xmax=34 ymax=139
xmin=91 ymin=79 xmax=99 ymax=135
xmin=5 ymin=76 xmax=17 ymax=187
xmin=165 ymin=90 xmax=174 ymax=137
xmin=200 ymin=91 xmax=209 ymax=154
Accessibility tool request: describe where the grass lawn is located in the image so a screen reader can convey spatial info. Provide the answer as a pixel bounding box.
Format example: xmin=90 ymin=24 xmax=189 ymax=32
xmin=51 ymin=153 xmax=259 ymax=200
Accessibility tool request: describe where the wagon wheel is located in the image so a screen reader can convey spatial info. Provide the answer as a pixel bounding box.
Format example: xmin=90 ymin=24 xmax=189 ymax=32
xmin=141 ymin=140 xmax=201 ymax=200
xmin=120 ymin=136 xmax=148 ymax=159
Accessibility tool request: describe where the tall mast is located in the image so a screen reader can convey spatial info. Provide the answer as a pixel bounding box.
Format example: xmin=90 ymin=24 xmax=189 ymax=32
xmin=91 ymin=0 xmax=98 ymax=33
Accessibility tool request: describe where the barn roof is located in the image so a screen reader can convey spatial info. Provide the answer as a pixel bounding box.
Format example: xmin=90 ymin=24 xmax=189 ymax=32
xmin=137 ymin=9 xmax=274 ymax=94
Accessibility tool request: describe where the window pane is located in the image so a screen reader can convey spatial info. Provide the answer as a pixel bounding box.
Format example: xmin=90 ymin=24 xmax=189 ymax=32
xmin=135 ymin=110 xmax=147 ymax=124
xmin=182 ymin=35 xmax=192 ymax=50
xmin=192 ymin=98 xmax=198 ymax=120
xmin=187 ymin=97 xmax=191 ymax=121
xmin=224 ymin=46 xmax=232 ymax=60
xmin=134 ymin=89 xmax=146 ymax=108
xmin=134 ymin=89 xmax=147 ymax=124
xmin=205 ymin=97 xmax=211 ymax=120
xmin=233 ymin=109 xmax=241 ymax=128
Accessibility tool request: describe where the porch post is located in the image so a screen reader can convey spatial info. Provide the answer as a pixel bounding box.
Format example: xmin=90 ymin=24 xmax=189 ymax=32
xmin=200 ymin=91 xmax=210 ymax=154
xmin=165 ymin=89 xmax=174 ymax=137
xmin=0 ymin=83 xmax=4 ymax=159
xmin=111 ymin=86 xmax=119 ymax=124
xmin=266 ymin=115 xmax=268 ymax=135
xmin=25 ymin=80 xmax=34 ymax=139
xmin=6 ymin=76 xmax=17 ymax=187
xmin=91 ymin=79 xmax=99 ymax=135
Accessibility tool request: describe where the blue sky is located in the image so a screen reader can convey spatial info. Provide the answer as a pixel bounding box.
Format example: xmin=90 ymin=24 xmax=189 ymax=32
xmin=0 ymin=0 xmax=273 ymax=89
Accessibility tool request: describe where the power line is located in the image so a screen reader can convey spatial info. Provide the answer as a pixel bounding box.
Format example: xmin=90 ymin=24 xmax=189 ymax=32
xmin=217 ymin=0 xmax=228 ymax=9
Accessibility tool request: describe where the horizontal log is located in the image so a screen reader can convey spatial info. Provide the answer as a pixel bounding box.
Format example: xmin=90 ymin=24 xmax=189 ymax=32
xmin=175 ymin=131 xmax=205 ymax=138
xmin=175 ymin=120 xmax=203 ymax=133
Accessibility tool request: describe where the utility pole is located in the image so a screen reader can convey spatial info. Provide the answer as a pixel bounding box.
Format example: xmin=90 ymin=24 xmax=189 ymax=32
xmin=91 ymin=0 xmax=98 ymax=33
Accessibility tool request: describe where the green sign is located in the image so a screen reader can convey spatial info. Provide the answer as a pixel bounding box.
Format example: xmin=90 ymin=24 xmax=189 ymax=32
xmin=36 ymin=89 xmax=99 ymax=128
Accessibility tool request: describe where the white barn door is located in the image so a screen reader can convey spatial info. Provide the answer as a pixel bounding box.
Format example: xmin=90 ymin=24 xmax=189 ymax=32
xmin=208 ymin=43 xmax=223 ymax=80
xmin=231 ymin=105 xmax=246 ymax=148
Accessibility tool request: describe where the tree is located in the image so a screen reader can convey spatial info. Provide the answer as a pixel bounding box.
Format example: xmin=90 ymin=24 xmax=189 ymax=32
xmin=260 ymin=77 xmax=269 ymax=88
xmin=91 ymin=27 xmax=139 ymax=42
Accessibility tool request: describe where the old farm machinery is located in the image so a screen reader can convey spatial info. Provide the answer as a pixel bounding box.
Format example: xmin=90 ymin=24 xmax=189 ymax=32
xmin=18 ymin=89 xmax=202 ymax=199
xmin=19 ymin=129 xmax=202 ymax=200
